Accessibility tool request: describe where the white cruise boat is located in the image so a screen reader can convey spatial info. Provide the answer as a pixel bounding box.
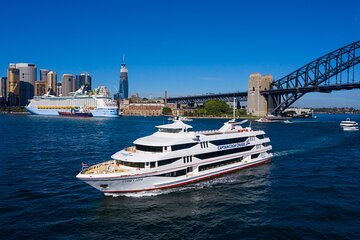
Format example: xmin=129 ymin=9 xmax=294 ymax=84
xmin=340 ymin=118 xmax=358 ymax=127
xmin=76 ymin=119 xmax=272 ymax=195
xmin=340 ymin=118 xmax=359 ymax=131
xmin=25 ymin=86 xmax=119 ymax=117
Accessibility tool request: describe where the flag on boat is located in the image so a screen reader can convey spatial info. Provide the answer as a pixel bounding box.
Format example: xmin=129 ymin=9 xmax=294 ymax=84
xmin=82 ymin=163 xmax=89 ymax=169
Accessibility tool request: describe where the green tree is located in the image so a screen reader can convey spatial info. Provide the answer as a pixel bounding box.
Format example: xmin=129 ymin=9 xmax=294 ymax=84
xmin=204 ymin=100 xmax=232 ymax=116
xmin=162 ymin=107 xmax=172 ymax=115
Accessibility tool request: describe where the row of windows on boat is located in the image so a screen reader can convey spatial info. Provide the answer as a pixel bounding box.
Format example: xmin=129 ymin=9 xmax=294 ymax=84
xmin=155 ymin=153 xmax=263 ymax=177
xmin=119 ymin=144 xmax=266 ymax=169
xmin=135 ymin=135 xmax=267 ymax=153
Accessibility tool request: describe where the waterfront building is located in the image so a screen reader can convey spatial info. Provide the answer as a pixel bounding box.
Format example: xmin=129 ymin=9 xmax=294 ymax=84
xmin=46 ymin=71 xmax=57 ymax=95
xmin=0 ymin=77 xmax=7 ymax=98
xmin=7 ymin=63 xmax=37 ymax=106
xmin=34 ymin=80 xmax=46 ymax=96
xmin=121 ymin=99 xmax=177 ymax=116
xmin=40 ymin=69 xmax=49 ymax=82
xmin=78 ymin=72 xmax=92 ymax=91
xmin=61 ymin=74 xmax=75 ymax=96
xmin=119 ymin=55 xmax=128 ymax=99
xmin=56 ymin=82 xmax=62 ymax=96
xmin=0 ymin=77 xmax=7 ymax=106
xmin=7 ymin=65 xmax=20 ymax=106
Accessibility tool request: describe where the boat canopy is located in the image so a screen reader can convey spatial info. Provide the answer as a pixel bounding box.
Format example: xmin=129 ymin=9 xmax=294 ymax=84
xmin=156 ymin=120 xmax=193 ymax=133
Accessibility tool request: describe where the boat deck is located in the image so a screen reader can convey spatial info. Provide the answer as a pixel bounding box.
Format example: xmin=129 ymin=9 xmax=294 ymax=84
xmin=82 ymin=160 xmax=129 ymax=175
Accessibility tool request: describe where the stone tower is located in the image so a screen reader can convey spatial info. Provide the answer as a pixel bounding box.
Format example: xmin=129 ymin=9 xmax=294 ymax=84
xmin=247 ymin=73 xmax=272 ymax=117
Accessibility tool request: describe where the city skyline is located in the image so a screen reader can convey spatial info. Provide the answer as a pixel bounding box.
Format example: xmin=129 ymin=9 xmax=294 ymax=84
xmin=1 ymin=0 xmax=360 ymax=107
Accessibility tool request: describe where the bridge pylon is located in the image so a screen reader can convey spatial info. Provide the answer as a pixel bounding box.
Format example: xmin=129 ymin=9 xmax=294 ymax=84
xmin=247 ymin=73 xmax=272 ymax=117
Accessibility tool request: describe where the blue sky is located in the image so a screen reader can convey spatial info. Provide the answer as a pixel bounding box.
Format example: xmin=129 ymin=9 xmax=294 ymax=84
xmin=1 ymin=0 xmax=360 ymax=107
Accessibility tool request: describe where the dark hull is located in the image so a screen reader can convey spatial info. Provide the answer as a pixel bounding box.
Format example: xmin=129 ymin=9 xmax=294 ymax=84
xmin=58 ymin=112 xmax=93 ymax=118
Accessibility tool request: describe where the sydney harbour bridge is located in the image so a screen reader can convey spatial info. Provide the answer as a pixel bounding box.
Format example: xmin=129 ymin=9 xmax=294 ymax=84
xmin=167 ymin=40 xmax=360 ymax=116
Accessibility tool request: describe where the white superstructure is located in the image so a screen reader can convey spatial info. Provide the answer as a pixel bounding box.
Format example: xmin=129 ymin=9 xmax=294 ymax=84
xmin=77 ymin=119 xmax=272 ymax=194
xmin=340 ymin=118 xmax=359 ymax=131
xmin=25 ymin=86 xmax=119 ymax=117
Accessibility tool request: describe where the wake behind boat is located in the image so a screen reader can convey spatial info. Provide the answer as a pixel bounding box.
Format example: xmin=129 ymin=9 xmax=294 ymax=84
xmin=76 ymin=118 xmax=272 ymax=195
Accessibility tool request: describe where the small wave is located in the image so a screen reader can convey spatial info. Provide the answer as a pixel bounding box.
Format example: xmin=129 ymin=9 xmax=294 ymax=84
xmin=273 ymin=149 xmax=303 ymax=157
xmin=105 ymin=185 xmax=203 ymax=198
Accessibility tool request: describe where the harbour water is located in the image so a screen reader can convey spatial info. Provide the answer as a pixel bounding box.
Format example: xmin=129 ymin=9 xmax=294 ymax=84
xmin=1 ymin=114 xmax=360 ymax=239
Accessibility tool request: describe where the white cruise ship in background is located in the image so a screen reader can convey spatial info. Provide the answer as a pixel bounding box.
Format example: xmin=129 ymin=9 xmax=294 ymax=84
xmin=25 ymin=86 xmax=119 ymax=117
xmin=77 ymin=118 xmax=272 ymax=195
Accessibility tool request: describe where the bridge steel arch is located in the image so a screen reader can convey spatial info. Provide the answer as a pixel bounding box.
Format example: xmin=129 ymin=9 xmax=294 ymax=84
xmin=261 ymin=40 xmax=360 ymax=115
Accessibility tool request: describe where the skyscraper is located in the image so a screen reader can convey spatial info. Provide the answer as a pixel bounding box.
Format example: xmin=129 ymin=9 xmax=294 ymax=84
xmin=40 ymin=69 xmax=49 ymax=81
xmin=0 ymin=77 xmax=7 ymax=98
xmin=0 ymin=77 xmax=7 ymax=106
xmin=7 ymin=63 xmax=37 ymax=106
xmin=61 ymin=74 xmax=75 ymax=96
xmin=46 ymin=71 xmax=57 ymax=95
xmin=34 ymin=81 xmax=46 ymax=96
xmin=7 ymin=65 xmax=20 ymax=106
xmin=56 ymin=82 xmax=62 ymax=96
xmin=119 ymin=55 xmax=128 ymax=99
xmin=78 ymin=72 xmax=92 ymax=91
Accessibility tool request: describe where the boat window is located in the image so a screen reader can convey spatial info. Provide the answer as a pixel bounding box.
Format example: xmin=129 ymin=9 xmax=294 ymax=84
xmin=118 ymin=160 xmax=145 ymax=168
xmin=158 ymin=157 xmax=181 ymax=167
xmin=257 ymin=135 xmax=266 ymax=139
xmin=155 ymin=169 xmax=187 ymax=177
xmin=210 ymin=137 xmax=248 ymax=146
xmin=251 ymin=153 xmax=260 ymax=159
xmin=158 ymin=128 xmax=182 ymax=133
xmin=135 ymin=144 xmax=163 ymax=152
xmin=150 ymin=162 xmax=156 ymax=168
xmin=172 ymin=142 xmax=198 ymax=151
xmin=199 ymin=156 xmax=243 ymax=171
xmin=195 ymin=145 xmax=254 ymax=160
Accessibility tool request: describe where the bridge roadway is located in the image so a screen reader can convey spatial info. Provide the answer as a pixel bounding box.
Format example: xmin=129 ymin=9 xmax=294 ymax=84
xmin=166 ymin=91 xmax=248 ymax=104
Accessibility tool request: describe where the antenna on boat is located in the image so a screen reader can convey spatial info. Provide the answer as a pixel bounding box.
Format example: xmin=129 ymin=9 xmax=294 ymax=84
xmin=233 ymin=97 xmax=236 ymax=121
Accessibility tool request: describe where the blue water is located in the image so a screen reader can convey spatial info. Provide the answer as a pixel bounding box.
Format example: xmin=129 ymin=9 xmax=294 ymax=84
xmin=1 ymin=114 xmax=360 ymax=239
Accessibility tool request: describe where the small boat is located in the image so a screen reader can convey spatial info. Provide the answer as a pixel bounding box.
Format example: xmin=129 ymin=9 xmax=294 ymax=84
xmin=255 ymin=118 xmax=273 ymax=123
xmin=283 ymin=120 xmax=292 ymax=124
xmin=340 ymin=118 xmax=358 ymax=127
xmin=340 ymin=118 xmax=358 ymax=131
xmin=168 ymin=116 xmax=193 ymax=122
xmin=58 ymin=107 xmax=93 ymax=118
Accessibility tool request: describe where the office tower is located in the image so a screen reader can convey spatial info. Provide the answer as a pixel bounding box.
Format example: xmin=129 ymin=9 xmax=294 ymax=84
xmin=0 ymin=77 xmax=7 ymax=106
xmin=78 ymin=72 xmax=92 ymax=91
xmin=7 ymin=65 xmax=20 ymax=106
xmin=7 ymin=63 xmax=37 ymax=106
xmin=0 ymin=77 xmax=7 ymax=98
xmin=46 ymin=71 xmax=57 ymax=95
xmin=34 ymin=81 xmax=46 ymax=96
xmin=56 ymin=82 xmax=62 ymax=96
xmin=40 ymin=69 xmax=49 ymax=81
xmin=119 ymin=55 xmax=128 ymax=99
xmin=61 ymin=74 xmax=75 ymax=96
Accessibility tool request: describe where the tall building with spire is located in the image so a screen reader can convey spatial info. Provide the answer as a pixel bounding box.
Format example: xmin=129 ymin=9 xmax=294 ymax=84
xmin=119 ymin=55 xmax=128 ymax=99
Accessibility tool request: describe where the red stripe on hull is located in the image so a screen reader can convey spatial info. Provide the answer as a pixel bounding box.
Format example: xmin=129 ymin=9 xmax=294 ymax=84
xmin=103 ymin=158 xmax=271 ymax=194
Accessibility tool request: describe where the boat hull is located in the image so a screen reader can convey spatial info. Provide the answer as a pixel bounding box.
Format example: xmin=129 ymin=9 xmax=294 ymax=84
xmin=77 ymin=156 xmax=271 ymax=194
xmin=25 ymin=106 xmax=119 ymax=117
xmin=58 ymin=112 xmax=93 ymax=117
